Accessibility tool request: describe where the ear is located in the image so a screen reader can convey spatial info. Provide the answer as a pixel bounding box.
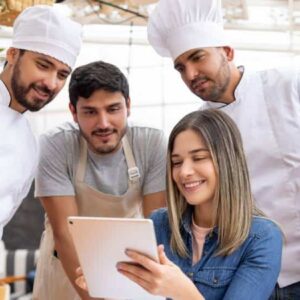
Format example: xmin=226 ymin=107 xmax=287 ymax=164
xmin=6 ymin=47 xmax=21 ymax=65
xmin=69 ymin=102 xmax=78 ymax=123
xmin=126 ymin=97 xmax=131 ymax=117
xmin=222 ymin=46 xmax=235 ymax=62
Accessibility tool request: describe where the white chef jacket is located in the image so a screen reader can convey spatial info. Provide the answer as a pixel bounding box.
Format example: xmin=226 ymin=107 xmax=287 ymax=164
xmin=205 ymin=67 xmax=300 ymax=287
xmin=0 ymin=80 xmax=38 ymax=239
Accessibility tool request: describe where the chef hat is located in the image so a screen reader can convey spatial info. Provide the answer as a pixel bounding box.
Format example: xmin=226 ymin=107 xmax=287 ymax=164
xmin=12 ymin=5 xmax=82 ymax=69
xmin=147 ymin=0 xmax=227 ymax=60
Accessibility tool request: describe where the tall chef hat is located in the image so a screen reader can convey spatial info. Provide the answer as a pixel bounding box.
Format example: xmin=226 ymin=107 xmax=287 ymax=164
xmin=12 ymin=5 xmax=82 ymax=69
xmin=147 ymin=0 xmax=227 ymax=60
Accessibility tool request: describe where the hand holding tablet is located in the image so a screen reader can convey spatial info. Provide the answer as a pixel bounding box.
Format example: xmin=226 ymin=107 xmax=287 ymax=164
xmin=68 ymin=216 xmax=163 ymax=299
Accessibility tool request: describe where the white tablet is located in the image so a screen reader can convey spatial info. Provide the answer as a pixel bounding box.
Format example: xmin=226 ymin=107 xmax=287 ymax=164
xmin=68 ymin=216 xmax=162 ymax=299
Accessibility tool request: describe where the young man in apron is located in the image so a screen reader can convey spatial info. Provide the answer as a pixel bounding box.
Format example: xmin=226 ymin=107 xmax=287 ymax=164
xmin=0 ymin=5 xmax=82 ymax=240
xmin=147 ymin=0 xmax=300 ymax=299
xmin=33 ymin=61 xmax=166 ymax=300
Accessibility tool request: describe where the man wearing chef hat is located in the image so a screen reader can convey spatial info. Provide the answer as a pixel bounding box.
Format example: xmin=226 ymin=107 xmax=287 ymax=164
xmin=0 ymin=5 xmax=82 ymax=242
xmin=148 ymin=0 xmax=300 ymax=299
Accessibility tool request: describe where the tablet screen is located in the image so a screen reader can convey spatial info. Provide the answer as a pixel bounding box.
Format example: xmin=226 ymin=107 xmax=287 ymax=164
xmin=68 ymin=216 xmax=162 ymax=299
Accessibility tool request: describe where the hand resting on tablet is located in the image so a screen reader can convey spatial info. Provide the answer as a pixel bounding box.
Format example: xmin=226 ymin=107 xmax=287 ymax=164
xmin=117 ymin=245 xmax=203 ymax=300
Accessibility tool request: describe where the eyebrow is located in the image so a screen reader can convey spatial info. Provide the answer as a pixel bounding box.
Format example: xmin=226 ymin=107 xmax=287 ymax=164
xmin=79 ymin=105 xmax=97 ymax=110
xmin=171 ymin=148 xmax=209 ymax=157
xmin=79 ymin=102 xmax=122 ymax=110
xmin=174 ymin=49 xmax=205 ymax=69
xmin=36 ymin=56 xmax=71 ymax=74
xmin=187 ymin=49 xmax=205 ymax=61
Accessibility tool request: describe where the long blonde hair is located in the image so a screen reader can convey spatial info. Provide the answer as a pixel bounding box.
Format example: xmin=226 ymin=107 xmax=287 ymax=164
xmin=167 ymin=109 xmax=264 ymax=257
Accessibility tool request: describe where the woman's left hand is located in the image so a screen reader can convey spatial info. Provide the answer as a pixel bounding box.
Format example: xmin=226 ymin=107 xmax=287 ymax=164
xmin=117 ymin=245 xmax=204 ymax=300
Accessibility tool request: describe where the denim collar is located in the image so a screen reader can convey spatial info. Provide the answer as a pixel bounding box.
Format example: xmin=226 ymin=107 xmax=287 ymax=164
xmin=181 ymin=206 xmax=218 ymax=237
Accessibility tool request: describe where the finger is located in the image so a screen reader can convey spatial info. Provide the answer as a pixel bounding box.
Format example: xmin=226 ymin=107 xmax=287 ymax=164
xmin=75 ymin=276 xmax=88 ymax=291
xmin=117 ymin=262 xmax=153 ymax=283
xmin=125 ymin=250 xmax=161 ymax=274
xmin=118 ymin=269 xmax=157 ymax=295
xmin=158 ymin=245 xmax=166 ymax=264
xmin=157 ymin=245 xmax=172 ymax=265
xmin=158 ymin=244 xmax=164 ymax=252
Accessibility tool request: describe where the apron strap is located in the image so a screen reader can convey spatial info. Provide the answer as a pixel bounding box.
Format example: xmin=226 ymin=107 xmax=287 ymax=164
xmin=76 ymin=134 xmax=140 ymax=184
xmin=75 ymin=136 xmax=88 ymax=183
xmin=122 ymin=134 xmax=140 ymax=184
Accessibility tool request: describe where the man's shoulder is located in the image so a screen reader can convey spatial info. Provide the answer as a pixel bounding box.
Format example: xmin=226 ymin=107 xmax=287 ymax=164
xmin=128 ymin=123 xmax=164 ymax=138
xmin=256 ymin=67 xmax=297 ymax=83
xmin=40 ymin=121 xmax=80 ymax=144
xmin=127 ymin=123 xmax=166 ymax=147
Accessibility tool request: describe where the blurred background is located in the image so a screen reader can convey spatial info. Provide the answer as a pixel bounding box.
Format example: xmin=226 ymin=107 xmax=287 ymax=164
xmin=1 ymin=0 xmax=300 ymax=137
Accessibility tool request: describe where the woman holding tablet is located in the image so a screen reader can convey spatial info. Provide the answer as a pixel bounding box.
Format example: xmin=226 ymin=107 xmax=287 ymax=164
xmin=77 ymin=109 xmax=283 ymax=300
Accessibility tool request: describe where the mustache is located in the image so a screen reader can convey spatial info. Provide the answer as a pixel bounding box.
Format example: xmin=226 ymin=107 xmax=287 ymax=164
xmin=191 ymin=76 xmax=209 ymax=89
xmin=30 ymin=83 xmax=54 ymax=98
xmin=92 ymin=128 xmax=116 ymax=135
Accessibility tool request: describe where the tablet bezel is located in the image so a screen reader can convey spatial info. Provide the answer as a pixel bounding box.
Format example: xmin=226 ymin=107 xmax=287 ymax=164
xmin=68 ymin=216 xmax=159 ymax=299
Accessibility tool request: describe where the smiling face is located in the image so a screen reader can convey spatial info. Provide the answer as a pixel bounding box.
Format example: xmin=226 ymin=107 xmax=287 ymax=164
xmin=8 ymin=49 xmax=70 ymax=112
xmin=171 ymin=129 xmax=217 ymax=226
xmin=70 ymin=89 xmax=130 ymax=155
xmin=174 ymin=47 xmax=232 ymax=103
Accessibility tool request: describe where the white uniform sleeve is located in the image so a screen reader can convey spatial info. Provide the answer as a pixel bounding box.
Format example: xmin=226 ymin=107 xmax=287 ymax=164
xmin=0 ymin=114 xmax=35 ymax=239
xmin=0 ymin=146 xmax=20 ymax=238
xmin=35 ymin=133 xmax=76 ymax=197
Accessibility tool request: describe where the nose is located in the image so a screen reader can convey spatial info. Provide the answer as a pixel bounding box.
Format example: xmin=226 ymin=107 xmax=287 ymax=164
xmin=96 ymin=112 xmax=110 ymax=129
xmin=185 ymin=64 xmax=199 ymax=82
xmin=179 ymin=160 xmax=194 ymax=178
xmin=42 ymin=72 xmax=58 ymax=91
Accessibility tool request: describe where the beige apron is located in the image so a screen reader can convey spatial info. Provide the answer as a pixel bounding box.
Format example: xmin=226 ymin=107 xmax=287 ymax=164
xmin=33 ymin=135 xmax=143 ymax=300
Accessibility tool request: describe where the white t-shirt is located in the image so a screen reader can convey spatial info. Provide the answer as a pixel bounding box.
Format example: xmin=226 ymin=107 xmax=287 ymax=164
xmin=204 ymin=67 xmax=300 ymax=287
xmin=35 ymin=122 xmax=167 ymax=197
xmin=0 ymin=81 xmax=38 ymax=239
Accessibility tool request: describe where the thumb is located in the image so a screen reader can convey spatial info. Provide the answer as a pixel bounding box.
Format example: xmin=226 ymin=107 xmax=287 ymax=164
xmin=158 ymin=244 xmax=172 ymax=265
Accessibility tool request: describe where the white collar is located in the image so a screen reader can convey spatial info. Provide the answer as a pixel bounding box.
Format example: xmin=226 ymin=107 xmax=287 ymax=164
xmin=205 ymin=66 xmax=249 ymax=109
xmin=0 ymin=80 xmax=11 ymax=107
xmin=233 ymin=66 xmax=249 ymax=102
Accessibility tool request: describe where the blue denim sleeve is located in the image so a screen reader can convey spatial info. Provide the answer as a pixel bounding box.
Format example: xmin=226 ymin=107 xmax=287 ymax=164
xmin=223 ymin=219 xmax=283 ymax=300
xmin=149 ymin=208 xmax=169 ymax=245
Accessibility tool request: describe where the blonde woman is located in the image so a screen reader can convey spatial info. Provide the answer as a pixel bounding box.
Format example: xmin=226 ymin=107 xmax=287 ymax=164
xmin=77 ymin=109 xmax=283 ymax=300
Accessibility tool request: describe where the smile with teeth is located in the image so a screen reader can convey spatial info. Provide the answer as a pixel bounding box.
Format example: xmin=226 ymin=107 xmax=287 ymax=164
xmin=183 ymin=180 xmax=205 ymax=191
xmin=33 ymin=87 xmax=50 ymax=99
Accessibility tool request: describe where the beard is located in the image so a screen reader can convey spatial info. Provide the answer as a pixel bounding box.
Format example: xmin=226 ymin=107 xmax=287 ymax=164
xmin=191 ymin=55 xmax=231 ymax=102
xmin=11 ymin=59 xmax=55 ymax=112
xmin=80 ymin=124 xmax=127 ymax=155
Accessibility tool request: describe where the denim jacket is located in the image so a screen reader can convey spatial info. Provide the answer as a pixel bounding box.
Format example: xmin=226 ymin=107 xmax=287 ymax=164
xmin=150 ymin=208 xmax=283 ymax=300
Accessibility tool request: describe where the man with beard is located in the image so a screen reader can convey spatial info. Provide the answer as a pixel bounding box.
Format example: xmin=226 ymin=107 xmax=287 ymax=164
xmin=147 ymin=0 xmax=300 ymax=299
xmin=33 ymin=61 xmax=166 ymax=300
xmin=0 ymin=6 xmax=82 ymax=240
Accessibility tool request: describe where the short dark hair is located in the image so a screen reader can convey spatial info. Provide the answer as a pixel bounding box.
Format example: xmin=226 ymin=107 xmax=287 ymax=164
xmin=69 ymin=61 xmax=129 ymax=108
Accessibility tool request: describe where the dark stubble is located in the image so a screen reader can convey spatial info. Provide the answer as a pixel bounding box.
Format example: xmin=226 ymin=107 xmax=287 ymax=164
xmin=11 ymin=57 xmax=55 ymax=112
xmin=191 ymin=54 xmax=231 ymax=102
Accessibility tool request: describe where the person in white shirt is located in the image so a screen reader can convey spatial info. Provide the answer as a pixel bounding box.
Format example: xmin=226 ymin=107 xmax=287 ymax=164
xmin=147 ymin=0 xmax=300 ymax=299
xmin=0 ymin=5 xmax=82 ymax=239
